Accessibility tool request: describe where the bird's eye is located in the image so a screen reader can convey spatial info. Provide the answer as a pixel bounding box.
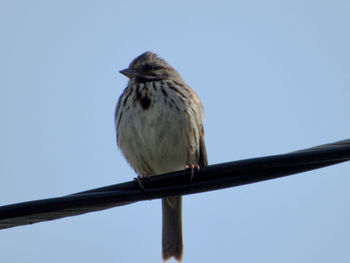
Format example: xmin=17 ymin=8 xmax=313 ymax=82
xmin=143 ymin=64 xmax=154 ymax=71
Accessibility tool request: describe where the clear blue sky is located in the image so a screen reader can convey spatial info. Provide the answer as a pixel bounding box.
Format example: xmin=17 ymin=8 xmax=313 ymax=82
xmin=1 ymin=1 xmax=350 ymax=262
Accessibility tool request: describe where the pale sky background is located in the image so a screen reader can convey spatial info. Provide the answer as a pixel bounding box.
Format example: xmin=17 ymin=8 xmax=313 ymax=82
xmin=1 ymin=1 xmax=350 ymax=262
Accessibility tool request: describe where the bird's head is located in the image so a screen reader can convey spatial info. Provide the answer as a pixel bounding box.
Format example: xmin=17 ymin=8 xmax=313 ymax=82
xmin=119 ymin=52 xmax=182 ymax=81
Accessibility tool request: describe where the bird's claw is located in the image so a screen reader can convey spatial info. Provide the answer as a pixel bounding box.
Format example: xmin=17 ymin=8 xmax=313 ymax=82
xmin=185 ymin=164 xmax=200 ymax=183
xmin=134 ymin=176 xmax=147 ymax=193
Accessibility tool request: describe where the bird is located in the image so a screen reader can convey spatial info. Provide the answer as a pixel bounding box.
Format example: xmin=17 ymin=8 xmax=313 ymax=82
xmin=115 ymin=51 xmax=207 ymax=262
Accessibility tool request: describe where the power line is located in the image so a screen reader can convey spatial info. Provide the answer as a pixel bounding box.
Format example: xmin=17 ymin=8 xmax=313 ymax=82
xmin=1 ymin=139 xmax=349 ymax=230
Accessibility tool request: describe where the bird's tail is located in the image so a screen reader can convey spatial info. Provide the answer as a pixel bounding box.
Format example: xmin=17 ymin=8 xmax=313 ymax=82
xmin=162 ymin=196 xmax=183 ymax=262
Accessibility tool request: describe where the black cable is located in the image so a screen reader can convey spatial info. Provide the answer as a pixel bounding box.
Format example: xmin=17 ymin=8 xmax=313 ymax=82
xmin=0 ymin=139 xmax=349 ymax=230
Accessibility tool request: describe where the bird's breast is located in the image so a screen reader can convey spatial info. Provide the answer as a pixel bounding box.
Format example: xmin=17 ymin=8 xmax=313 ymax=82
xmin=117 ymin=81 xmax=198 ymax=175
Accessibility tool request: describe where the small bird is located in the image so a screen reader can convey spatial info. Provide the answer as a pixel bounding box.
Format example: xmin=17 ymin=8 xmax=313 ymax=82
xmin=115 ymin=51 xmax=207 ymax=262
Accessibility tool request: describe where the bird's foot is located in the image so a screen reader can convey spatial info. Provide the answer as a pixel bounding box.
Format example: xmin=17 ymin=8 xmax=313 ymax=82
xmin=185 ymin=164 xmax=200 ymax=182
xmin=133 ymin=174 xmax=150 ymax=193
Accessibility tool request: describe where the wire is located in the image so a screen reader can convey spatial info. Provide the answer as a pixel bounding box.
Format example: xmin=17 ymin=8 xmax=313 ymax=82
xmin=0 ymin=139 xmax=349 ymax=230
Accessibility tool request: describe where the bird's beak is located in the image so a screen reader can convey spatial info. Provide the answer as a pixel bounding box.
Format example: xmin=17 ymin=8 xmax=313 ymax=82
xmin=119 ymin=68 xmax=137 ymax=78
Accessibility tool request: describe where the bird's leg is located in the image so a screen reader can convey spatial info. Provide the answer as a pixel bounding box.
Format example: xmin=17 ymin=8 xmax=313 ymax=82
xmin=185 ymin=164 xmax=200 ymax=182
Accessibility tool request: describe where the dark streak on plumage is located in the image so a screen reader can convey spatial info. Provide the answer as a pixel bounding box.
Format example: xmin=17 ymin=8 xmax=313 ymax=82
xmin=140 ymin=96 xmax=151 ymax=109
xmin=169 ymin=98 xmax=180 ymax=112
xmin=122 ymin=89 xmax=131 ymax=107
xmin=135 ymin=84 xmax=152 ymax=110
xmin=161 ymin=86 xmax=168 ymax=97
xmin=173 ymin=80 xmax=187 ymax=90
xmin=117 ymin=109 xmax=123 ymax=128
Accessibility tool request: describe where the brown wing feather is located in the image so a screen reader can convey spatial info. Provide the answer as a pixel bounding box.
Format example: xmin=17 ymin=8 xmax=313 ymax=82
xmin=198 ymin=124 xmax=208 ymax=167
